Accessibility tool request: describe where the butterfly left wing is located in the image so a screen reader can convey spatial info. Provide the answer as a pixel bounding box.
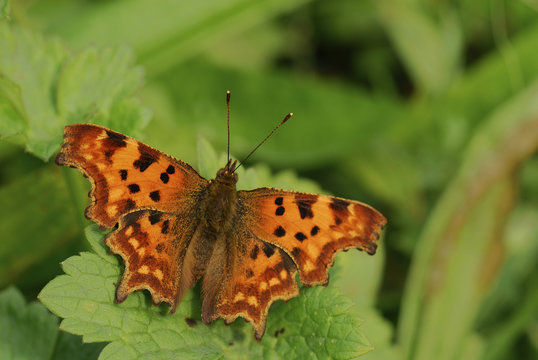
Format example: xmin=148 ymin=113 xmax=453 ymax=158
xmin=205 ymin=187 xmax=385 ymax=340
xmin=202 ymin=235 xmax=299 ymax=341
xmin=238 ymin=188 xmax=386 ymax=287
xmin=55 ymin=124 xmax=207 ymax=229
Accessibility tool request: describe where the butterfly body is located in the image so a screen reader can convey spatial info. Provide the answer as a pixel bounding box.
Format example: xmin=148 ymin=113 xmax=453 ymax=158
xmin=55 ymin=123 xmax=386 ymax=340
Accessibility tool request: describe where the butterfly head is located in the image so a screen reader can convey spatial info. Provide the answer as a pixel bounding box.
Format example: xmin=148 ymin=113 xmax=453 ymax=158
xmin=216 ymin=159 xmax=238 ymax=185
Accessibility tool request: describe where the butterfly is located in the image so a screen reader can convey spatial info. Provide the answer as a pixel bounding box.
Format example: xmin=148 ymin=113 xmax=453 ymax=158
xmin=55 ymin=119 xmax=386 ymax=341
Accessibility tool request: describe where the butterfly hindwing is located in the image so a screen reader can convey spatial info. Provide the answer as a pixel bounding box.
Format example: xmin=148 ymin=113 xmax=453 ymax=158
xmin=239 ymin=188 xmax=387 ymax=286
xmin=105 ymin=208 xmax=205 ymax=310
xmin=204 ymin=236 xmax=299 ymax=340
xmin=105 ymin=210 xmax=181 ymax=306
xmin=55 ymin=124 xmax=207 ymax=229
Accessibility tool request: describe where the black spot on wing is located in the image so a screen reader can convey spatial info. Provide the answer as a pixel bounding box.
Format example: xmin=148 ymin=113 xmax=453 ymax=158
xmin=291 ymin=247 xmax=303 ymax=259
xmin=330 ymin=198 xmax=350 ymax=226
xmin=250 ymin=245 xmax=259 ymax=260
xmin=161 ymin=220 xmax=169 ymax=234
xmin=105 ymin=130 xmax=127 ymax=147
xmin=310 ymin=226 xmax=320 ymax=236
xmin=160 ymin=172 xmax=169 ymax=184
xmin=274 ymin=226 xmax=286 ymax=237
xmin=330 ymin=198 xmax=350 ymax=212
xmin=149 ymin=190 xmax=160 ymax=202
xmin=119 ymin=170 xmax=128 ymax=180
xmin=275 ymin=197 xmax=283 ymax=205
xmin=133 ymin=150 xmax=157 ymax=172
xmin=166 ymin=165 xmax=175 ymax=174
xmin=295 ymin=232 xmax=307 ymax=242
xmin=262 ymin=243 xmax=275 ymax=258
xmin=148 ymin=212 xmax=162 ymax=225
xmin=275 ymin=206 xmax=285 ymax=216
xmin=297 ymin=200 xmax=314 ymax=219
xmin=128 ymin=184 xmax=140 ymax=193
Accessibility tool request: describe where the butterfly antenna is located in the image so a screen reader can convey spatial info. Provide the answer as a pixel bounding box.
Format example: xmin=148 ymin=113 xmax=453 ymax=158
xmin=226 ymin=90 xmax=231 ymax=163
xmin=233 ymin=112 xmax=293 ymax=172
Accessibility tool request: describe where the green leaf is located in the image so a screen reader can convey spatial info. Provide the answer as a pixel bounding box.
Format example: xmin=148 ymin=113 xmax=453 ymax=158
xmin=0 ymin=23 xmax=68 ymax=159
xmin=262 ymin=287 xmax=373 ymax=359
xmin=0 ymin=23 xmax=148 ymax=160
xmin=56 ymin=45 xmax=149 ymax=136
xmin=26 ymin=0 xmax=313 ymax=78
xmin=39 ymin=141 xmax=374 ymax=359
xmin=0 ymin=286 xmax=59 ymax=360
xmin=398 ymin=81 xmax=538 ymax=360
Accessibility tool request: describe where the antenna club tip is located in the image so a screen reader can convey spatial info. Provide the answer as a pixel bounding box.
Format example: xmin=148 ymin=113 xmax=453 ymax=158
xmin=226 ymin=90 xmax=230 ymax=94
xmin=282 ymin=112 xmax=293 ymax=123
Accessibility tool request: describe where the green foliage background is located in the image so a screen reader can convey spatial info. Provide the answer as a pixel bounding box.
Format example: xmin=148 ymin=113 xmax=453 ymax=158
xmin=1 ymin=0 xmax=537 ymax=359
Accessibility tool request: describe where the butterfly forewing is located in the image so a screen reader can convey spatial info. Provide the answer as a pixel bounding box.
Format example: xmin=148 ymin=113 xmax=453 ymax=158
xmin=238 ymin=188 xmax=387 ymax=286
xmin=55 ymin=124 xmax=207 ymax=228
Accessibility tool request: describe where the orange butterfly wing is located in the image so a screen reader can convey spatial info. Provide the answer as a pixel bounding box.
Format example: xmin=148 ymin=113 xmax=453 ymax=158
xmin=241 ymin=188 xmax=386 ymax=286
xmin=203 ymin=236 xmax=299 ymax=340
xmin=55 ymin=124 xmax=207 ymax=229
xmin=207 ymin=187 xmax=386 ymax=340
xmin=104 ymin=210 xmax=189 ymax=308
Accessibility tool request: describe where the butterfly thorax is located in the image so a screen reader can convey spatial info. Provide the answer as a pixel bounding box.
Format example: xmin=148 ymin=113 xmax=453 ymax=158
xmin=201 ymin=161 xmax=239 ymax=233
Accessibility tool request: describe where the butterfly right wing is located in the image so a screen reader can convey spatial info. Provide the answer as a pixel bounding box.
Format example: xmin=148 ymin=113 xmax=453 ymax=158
xmin=105 ymin=208 xmax=202 ymax=310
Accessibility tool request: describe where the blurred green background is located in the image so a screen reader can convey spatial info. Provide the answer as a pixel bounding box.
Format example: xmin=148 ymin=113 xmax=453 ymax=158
xmin=1 ymin=0 xmax=538 ymax=359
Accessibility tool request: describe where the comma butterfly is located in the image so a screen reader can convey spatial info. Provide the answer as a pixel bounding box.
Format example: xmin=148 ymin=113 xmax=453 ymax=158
xmin=55 ymin=96 xmax=387 ymax=340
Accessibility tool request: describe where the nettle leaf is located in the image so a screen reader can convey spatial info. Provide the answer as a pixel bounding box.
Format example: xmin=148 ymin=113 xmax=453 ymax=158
xmin=0 ymin=23 xmax=149 ymax=161
xmin=262 ymin=287 xmax=373 ymax=359
xmin=39 ymin=142 xmax=373 ymax=359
